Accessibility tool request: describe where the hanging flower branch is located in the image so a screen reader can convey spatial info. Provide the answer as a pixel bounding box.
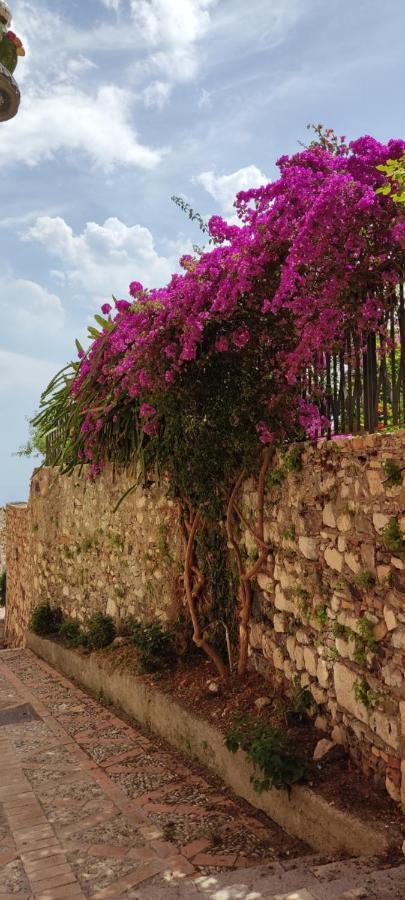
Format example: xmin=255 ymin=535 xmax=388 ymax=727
xmin=35 ymin=129 xmax=405 ymax=678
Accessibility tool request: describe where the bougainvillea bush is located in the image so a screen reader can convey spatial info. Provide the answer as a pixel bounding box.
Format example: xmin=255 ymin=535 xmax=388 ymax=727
xmin=36 ymin=130 xmax=404 ymax=676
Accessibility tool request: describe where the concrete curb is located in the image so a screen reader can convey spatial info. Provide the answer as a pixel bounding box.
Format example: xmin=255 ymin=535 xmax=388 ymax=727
xmin=27 ymin=633 xmax=397 ymax=857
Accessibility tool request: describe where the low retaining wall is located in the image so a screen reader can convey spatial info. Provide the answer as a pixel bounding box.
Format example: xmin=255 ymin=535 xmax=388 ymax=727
xmin=27 ymin=632 xmax=401 ymax=857
xmin=5 ymin=431 xmax=405 ymax=805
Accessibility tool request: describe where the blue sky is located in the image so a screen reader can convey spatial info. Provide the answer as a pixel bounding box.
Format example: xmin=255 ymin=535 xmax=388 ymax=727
xmin=0 ymin=0 xmax=404 ymax=505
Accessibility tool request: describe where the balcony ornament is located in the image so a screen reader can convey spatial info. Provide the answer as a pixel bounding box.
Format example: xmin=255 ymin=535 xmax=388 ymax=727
xmin=0 ymin=1 xmax=25 ymax=122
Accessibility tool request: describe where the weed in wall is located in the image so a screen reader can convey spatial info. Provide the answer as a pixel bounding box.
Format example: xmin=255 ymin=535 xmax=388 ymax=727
xmin=356 ymin=571 xmax=376 ymax=591
xmin=353 ymin=677 xmax=379 ymax=710
xmin=224 ymin=716 xmax=307 ymax=793
xmin=30 ymin=602 xmax=63 ymax=636
xmin=381 ymin=459 xmax=402 ymax=487
xmin=381 ymin=518 xmax=404 ymax=555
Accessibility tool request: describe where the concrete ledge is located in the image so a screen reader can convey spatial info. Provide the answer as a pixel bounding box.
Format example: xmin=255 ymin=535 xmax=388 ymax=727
xmin=27 ymin=632 xmax=398 ymax=856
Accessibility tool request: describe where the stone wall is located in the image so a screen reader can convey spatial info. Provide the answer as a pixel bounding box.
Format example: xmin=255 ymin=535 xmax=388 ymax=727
xmin=4 ymin=431 xmax=405 ymax=803
xmin=0 ymin=507 xmax=6 ymax=572
xmin=243 ymin=431 xmax=405 ymax=806
xmin=5 ymin=466 xmax=182 ymax=648
xmin=4 ymin=503 xmax=31 ymax=646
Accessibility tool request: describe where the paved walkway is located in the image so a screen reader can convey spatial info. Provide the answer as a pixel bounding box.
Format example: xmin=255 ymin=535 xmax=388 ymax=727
xmin=0 ymin=648 xmax=403 ymax=899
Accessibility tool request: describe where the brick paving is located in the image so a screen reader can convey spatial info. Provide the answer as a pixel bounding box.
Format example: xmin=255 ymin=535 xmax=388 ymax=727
xmin=0 ymin=648 xmax=404 ymax=899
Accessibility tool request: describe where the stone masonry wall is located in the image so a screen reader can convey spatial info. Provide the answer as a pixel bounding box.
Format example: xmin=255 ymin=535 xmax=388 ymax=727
xmin=5 ymin=466 xmax=182 ymax=648
xmin=0 ymin=507 xmax=6 ymax=572
xmin=4 ymin=431 xmax=405 ymax=803
xmin=243 ymin=431 xmax=405 ymax=806
xmin=5 ymin=503 xmax=31 ymax=646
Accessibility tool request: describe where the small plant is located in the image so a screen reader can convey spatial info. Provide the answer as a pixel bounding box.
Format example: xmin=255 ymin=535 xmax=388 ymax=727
xmin=224 ymin=716 xmax=307 ymax=793
xmin=0 ymin=571 xmax=5 ymax=607
xmin=289 ymin=677 xmax=315 ymax=722
xmin=332 ymin=621 xmax=350 ymax=640
xmin=96 ymin=687 xmax=112 ymax=707
xmin=315 ymin=605 xmax=328 ymax=626
xmin=353 ymin=677 xmax=379 ymax=710
xmin=31 ymin=521 xmax=39 ymax=533
xmin=381 ymin=518 xmax=404 ymax=554
xmin=59 ymin=620 xmax=84 ymax=648
xmin=381 ymin=459 xmax=402 ymax=487
xmin=86 ymin=611 xmax=116 ymax=650
xmin=30 ymin=602 xmax=63 ymax=636
xmin=282 ymin=525 xmax=296 ymax=541
xmin=284 ymin=445 xmax=303 ymax=473
xmin=356 ymin=571 xmax=376 ymax=590
xmin=267 ymin=467 xmax=285 ymax=487
xmin=131 ymin=618 xmax=175 ymax=672
xmin=357 ymin=616 xmax=376 ymax=650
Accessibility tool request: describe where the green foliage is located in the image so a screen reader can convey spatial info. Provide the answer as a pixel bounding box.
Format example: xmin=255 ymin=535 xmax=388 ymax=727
xmin=381 ymin=459 xmax=402 ymax=487
xmin=356 ymin=571 xmax=376 ymax=590
xmin=376 ymin=156 xmax=405 ymax=204
xmin=283 ymin=445 xmax=303 ymax=473
xmin=224 ymin=716 xmax=307 ymax=793
xmin=282 ymin=525 xmax=296 ymax=541
xmin=14 ymin=415 xmax=47 ymax=459
xmin=290 ymin=677 xmax=315 ymax=720
xmin=0 ymin=571 xmax=6 ymax=607
xmin=381 ymin=518 xmax=404 ymax=554
xmin=314 ymin=605 xmax=328 ymax=626
xmin=59 ymin=620 xmax=84 ymax=647
xmin=30 ymin=602 xmax=63 ymax=636
xmin=332 ymin=621 xmax=349 ymax=640
xmin=353 ymin=677 xmax=379 ymax=710
xmin=131 ymin=618 xmax=175 ymax=672
xmin=195 ymin=524 xmax=238 ymax=659
xmin=86 ymin=612 xmax=116 ymax=650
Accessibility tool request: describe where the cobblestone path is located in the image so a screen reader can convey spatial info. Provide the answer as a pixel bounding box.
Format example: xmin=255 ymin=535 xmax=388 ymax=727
xmin=0 ymin=649 xmax=404 ymax=900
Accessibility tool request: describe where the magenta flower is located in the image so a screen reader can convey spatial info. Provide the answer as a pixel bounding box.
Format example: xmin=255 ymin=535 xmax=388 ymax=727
xmin=115 ymin=299 xmax=130 ymax=313
xmin=232 ymin=326 xmax=250 ymax=349
xmin=129 ymin=281 xmax=144 ymax=298
xmin=139 ymin=403 xmax=157 ymax=420
xmin=256 ymin=422 xmax=275 ymax=445
xmin=101 ymin=303 xmax=112 ymax=315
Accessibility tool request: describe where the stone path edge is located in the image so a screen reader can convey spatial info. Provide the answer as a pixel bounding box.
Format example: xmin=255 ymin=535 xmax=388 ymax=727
xmin=25 ymin=633 xmax=397 ymax=858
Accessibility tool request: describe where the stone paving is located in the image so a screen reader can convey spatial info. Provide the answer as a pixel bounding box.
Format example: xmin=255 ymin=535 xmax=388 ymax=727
xmin=0 ymin=647 xmax=403 ymax=900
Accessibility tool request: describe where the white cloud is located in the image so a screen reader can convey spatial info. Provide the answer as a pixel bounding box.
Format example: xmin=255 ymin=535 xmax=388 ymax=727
xmin=0 ymin=349 xmax=58 ymax=393
xmin=101 ymin=0 xmax=120 ymax=10
xmin=130 ymin=0 xmax=217 ymax=48
xmin=24 ymin=216 xmax=177 ymax=303
xmin=197 ymin=165 xmax=268 ymax=214
xmin=143 ymin=80 xmax=172 ymax=109
xmin=0 ymin=276 xmax=65 ymax=358
xmin=0 ymin=84 xmax=162 ymax=171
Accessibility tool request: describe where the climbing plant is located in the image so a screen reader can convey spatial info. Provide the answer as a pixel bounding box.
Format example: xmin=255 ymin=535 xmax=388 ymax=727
xmin=34 ymin=129 xmax=405 ymax=678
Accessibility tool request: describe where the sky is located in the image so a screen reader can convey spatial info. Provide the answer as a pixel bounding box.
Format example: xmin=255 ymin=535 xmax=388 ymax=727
xmin=0 ymin=0 xmax=404 ymax=505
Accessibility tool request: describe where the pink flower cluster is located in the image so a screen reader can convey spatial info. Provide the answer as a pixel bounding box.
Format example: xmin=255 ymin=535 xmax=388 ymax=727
xmin=70 ymin=134 xmax=404 ymax=467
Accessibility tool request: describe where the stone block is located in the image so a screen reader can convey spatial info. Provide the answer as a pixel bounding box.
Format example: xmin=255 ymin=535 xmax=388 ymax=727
xmin=392 ymin=627 xmax=405 ymax=651
xmin=337 ymin=513 xmax=351 ymax=532
xmin=311 ymin=684 xmax=327 ymax=705
xmin=274 ymin=583 xmax=295 ymax=613
xmin=294 ymin=644 xmax=305 ymax=670
xmin=373 ymin=512 xmax=390 ymax=532
xmin=257 ymin=572 xmax=274 ymax=593
xmin=317 ymin=657 xmax=330 ymax=688
xmin=369 ymin=710 xmax=399 ymax=751
xmin=366 ymin=469 xmax=383 ymax=496
xmin=262 ymin=631 xmax=275 ymax=660
xmin=333 ymin=661 xmax=369 ymax=724
xmin=273 ymin=646 xmax=284 ymax=670
xmin=324 ymin=547 xmax=343 ymax=572
xmin=298 ymin=536 xmax=319 ymax=560
xmin=303 ymin=645 xmax=318 ymax=677
xmin=273 ymin=612 xmax=286 ymax=633
xmin=286 ymin=635 xmax=296 ymax=659
xmin=322 ymin=503 xmax=336 ymax=528
xmin=249 ymin=621 xmax=264 ymax=650
xmin=344 ymin=552 xmax=360 ymax=574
